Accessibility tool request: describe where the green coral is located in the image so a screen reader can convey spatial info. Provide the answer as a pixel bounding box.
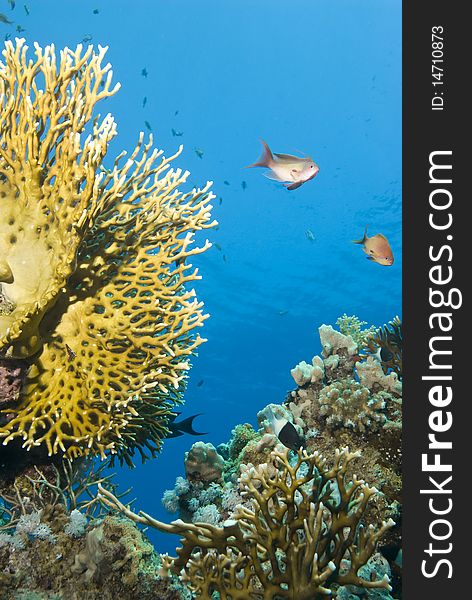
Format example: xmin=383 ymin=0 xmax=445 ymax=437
xmin=336 ymin=314 xmax=376 ymax=349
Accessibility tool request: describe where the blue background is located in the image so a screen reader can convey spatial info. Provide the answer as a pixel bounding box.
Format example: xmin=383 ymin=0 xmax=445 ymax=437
xmin=2 ymin=0 xmax=401 ymax=553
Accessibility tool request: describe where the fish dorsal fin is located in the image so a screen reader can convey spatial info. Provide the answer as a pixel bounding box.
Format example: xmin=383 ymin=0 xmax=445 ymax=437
xmin=274 ymin=152 xmax=302 ymax=162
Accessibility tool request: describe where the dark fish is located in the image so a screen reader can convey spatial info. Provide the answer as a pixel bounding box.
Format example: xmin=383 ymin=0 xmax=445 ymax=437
xmin=241 ymin=181 xmax=247 ymax=190
xmin=172 ymin=128 xmax=183 ymax=137
xmin=268 ymin=407 xmax=304 ymax=451
xmin=65 ymin=344 xmax=76 ymax=362
xmin=223 ymin=180 xmax=230 ymax=186
xmin=82 ymin=34 xmax=92 ymax=43
xmin=197 ymin=379 xmax=204 ymax=387
xmin=144 ymin=120 xmax=152 ymax=131
xmin=278 ymin=309 xmax=289 ymax=316
xmin=305 ymin=229 xmax=315 ymax=242
xmin=0 ymin=15 xmax=12 ymax=26
xmin=222 ymin=254 xmax=227 ymax=263
xmin=93 ymin=8 xmax=99 ymax=14
xmin=214 ymin=243 xmax=222 ymax=251
xmin=8 ymin=1 xmax=15 ymax=9
xmin=166 ymin=413 xmax=207 ymax=439
xmin=380 ymin=346 xmax=394 ymax=362
xmin=141 ymin=68 xmax=148 ymax=78
xmin=142 ymin=96 xmax=147 ymax=108
xmin=195 ymin=148 xmax=204 ymax=159
xmin=24 ymin=5 xmax=30 ymax=16
xmin=218 ymin=197 xmax=223 ymax=205
xmin=16 ymin=24 xmax=25 ymax=32
xmin=174 ymin=110 xmax=179 ymax=116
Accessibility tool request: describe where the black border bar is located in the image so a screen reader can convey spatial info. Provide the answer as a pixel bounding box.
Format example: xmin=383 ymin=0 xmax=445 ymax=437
xmin=403 ymin=2 xmax=467 ymax=597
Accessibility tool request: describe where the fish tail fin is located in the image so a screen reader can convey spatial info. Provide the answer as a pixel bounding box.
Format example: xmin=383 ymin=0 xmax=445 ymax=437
xmin=352 ymin=225 xmax=369 ymax=245
xmin=176 ymin=414 xmax=208 ymax=437
xmin=245 ymin=139 xmax=274 ymax=168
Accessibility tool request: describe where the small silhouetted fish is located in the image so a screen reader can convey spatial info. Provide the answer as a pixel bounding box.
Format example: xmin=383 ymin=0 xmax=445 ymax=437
xmin=65 ymin=344 xmax=76 ymax=362
xmin=268 ymin=407 xmax=304 ymax=451
xmin=278 ymin=309 xmax=289 ymax=316
xmin=218 ymin=197 xmax=223 ymax=205
xmin=195 ymin=148 xmax=204 ymax=159
xmin=223 ymin=180 xmax=230 ymax=186
xmin=197 ymin=379 xmax=204 ymax=387
xmin=172 ymin=128 xmax=183 ymax=137
xmin=305 ymin=230 xmax=315 ymax=242
xmin=166 ymin=413 xmax=207 ymax=439
xmin=8 ymin=1 xmax=15 ymax=9
xmin=4 ymin=33 xmax=11 ymax=40
xmin=141 ymin=68 xmax=148 ymax=78
xmin=82 ymin=34 xmax=92 ymax=43
xmin=142 ymin=96 xmax=147 ymax=108
xmin=241 ymin=181 xmax=247 ymax=190
xmin=144 ymin=120 xmax=152 ymax=131
xmin=214 ymin=243 xmax=222 ymax=251
xmin=93 ymin=8 xmax=99 ymax=14
xmin=174 ymin=110 xmax=179 ymax=116
xmin=222 ymin=254 xmax=227 ymax=263
xmin=24 ymin=4 xmax=29 ymax=15
xmin=16 ymin=24 xmax=25 ymax=32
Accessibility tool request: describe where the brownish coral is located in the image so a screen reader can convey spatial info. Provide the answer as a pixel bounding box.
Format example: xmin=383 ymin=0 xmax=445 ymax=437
xmin=99 ymin=447 xmax=394 ymax=599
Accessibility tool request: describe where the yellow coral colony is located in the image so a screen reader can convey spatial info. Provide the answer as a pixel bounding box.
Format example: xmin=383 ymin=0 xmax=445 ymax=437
xmin=0 ymin=39 xmax=215 ymax=460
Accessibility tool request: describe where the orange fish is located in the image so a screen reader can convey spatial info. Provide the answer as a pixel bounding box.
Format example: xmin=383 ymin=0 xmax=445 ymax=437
xmin=246 ymin=139 xmax=319 ymax=191
xmin=353 ymin=227 xmax=394 ymax=266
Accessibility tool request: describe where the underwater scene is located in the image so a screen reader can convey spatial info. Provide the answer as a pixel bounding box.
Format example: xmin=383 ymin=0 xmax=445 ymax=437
xmin=0 ymin=1 xmax=401 ymax=599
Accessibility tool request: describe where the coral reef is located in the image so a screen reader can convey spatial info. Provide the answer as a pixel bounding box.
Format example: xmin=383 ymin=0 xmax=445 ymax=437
xmin=336 ymin=314 xmax=377 ymax=349
xmin=184 ymin=442 xmax=225 ymax=484
xmin=0 ymin=515 xmax=189 ymax=600
xmin=99 ymin=447 xmax=394 ymax=600
xmin=319 ymin=324 xmax=358 ymax=358
xmin=285 ymin=319 xmax=402 ymax=557
xmin=0 ymin=40 xmax=215 ymax=462
xmin=316 ymin=379 xmax=389 ymax=433
xmin=290 ymin=355 xmax=325 ymax=386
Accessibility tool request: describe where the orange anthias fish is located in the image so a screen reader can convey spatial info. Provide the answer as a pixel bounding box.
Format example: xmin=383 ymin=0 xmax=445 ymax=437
xmin=353 ymin=226 xmax=394 ymax=266
xmin=246 ymin=139 xmax=319 ymax=190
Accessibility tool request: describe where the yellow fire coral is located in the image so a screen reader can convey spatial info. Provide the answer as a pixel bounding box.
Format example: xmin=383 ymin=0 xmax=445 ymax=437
xmin=0 ymin=39 xmax=215 ymax=460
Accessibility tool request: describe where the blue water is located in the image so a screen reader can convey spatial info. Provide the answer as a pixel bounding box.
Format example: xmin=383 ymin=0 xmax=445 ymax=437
xmin=8 ymin=0 xmax=401 ymax=553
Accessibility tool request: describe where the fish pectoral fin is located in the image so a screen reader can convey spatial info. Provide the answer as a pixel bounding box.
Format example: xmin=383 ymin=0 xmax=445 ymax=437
xmin=366 ymin=256 xmax=375 ymax=261
xmin=286 ymin=181 xmax=303 ymax=191
xmin=263 ymin=171 xmax=286 ymax=182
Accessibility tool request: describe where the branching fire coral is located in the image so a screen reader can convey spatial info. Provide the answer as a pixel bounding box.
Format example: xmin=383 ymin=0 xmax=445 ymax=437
xmin=0 ymin=40 xmax=215 ymax=460
xmin=99 ymin=447 xmax=394 ymax=599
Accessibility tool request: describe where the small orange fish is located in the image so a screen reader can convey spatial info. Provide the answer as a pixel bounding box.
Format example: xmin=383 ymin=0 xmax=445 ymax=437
xmin=353 ymin=227 xmax=394 ymax=266
xmin=246 ymin=139 xmax=319 ymax=191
